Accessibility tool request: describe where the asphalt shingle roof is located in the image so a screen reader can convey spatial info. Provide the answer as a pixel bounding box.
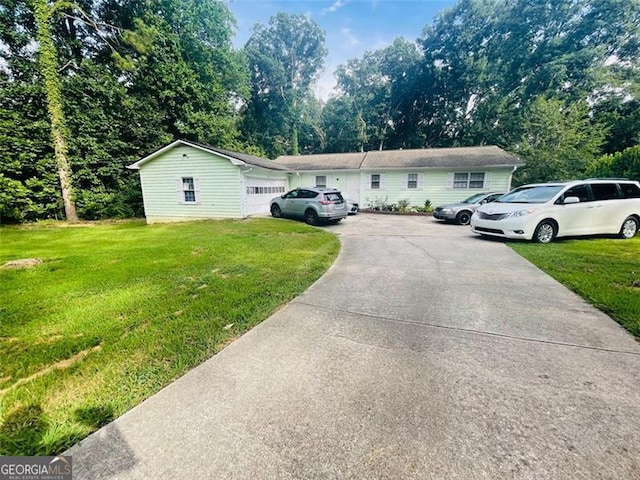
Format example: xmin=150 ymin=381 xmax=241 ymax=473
xmin=129 ymin=140 xmax=291 ymax=172
xmin=187 ymin=142 xmax=291 ymax=171
xmin=274 ymin=146 xmax=522 ymax=171
xmin=361 ymin=146 xmax=523 ymax=169
xmin=274 ymin=152 xmax=366 ymax=170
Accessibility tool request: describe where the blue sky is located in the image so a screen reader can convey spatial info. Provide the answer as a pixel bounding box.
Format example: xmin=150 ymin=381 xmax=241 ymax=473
xmin=228 ymin=0 xmax=458 ymax=100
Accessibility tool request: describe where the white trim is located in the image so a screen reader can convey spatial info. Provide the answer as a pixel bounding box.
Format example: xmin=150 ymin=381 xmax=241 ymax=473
xmin=128 ymin=140 xmax=247 ymax=170
xmin=177 ymin=176 xmax=198 ymax=204
xmin=405 ymin=172 xmax=420 ymax=190
xmin=194 ymin=178 xmax=201 ymax=203
xmin=281 ymin=168 xmax=361 ymax=173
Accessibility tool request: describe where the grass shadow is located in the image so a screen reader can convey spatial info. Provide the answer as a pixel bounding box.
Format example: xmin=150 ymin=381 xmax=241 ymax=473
xmin=0 ymin=404 xmax=48 ymax=455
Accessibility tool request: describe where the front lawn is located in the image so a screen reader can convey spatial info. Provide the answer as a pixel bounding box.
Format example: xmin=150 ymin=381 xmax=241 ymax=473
xmin=0 ymin=219 xmax=340 ymax=455
xmin=509 ymin=236 xmax=640 ymax=337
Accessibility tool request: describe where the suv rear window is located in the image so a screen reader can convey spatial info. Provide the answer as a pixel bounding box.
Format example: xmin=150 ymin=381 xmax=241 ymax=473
xmin=619 ymin=182 xmax=640 ymax=198
xmin=324 ymin=193 xmax=344 ymax=203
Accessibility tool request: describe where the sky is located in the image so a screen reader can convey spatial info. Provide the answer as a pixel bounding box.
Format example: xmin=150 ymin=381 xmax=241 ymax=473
xmin=228 ymin=0 xmax=458 ymax=100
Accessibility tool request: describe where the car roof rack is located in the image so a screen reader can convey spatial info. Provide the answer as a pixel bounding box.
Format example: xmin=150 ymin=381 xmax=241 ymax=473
xmin=584 ymin=177 xmax=630 ymax=181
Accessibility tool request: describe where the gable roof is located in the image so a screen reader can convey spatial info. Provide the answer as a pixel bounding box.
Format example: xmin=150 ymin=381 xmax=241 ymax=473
xmin=274 ymin=146 xmax=523 ymax=171
xmin=128 ymin=139 xmax=291 ymax=172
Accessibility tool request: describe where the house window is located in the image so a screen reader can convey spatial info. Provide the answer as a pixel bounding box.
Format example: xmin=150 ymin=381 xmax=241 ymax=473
xmin=469 ymin=172 xmax=485 ymax=188
xmin=371 ymin=174 xmax=381 ymax=189
xmin=453 ymin=172 xmax=485 ymax=189
xmin=407 ymin=173 xmax=418 ymax=189
xmin=315 ymin=176 xmax=327 ymax=188
xmin=182 ymin=177 xmax=196 ymax=202
xmin=246 ymin=185 xmax=285 ymax=195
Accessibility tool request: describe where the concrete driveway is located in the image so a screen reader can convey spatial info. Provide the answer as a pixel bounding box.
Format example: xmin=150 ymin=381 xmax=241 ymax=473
xmin=69 ymin=214 xmax=640 ymax=479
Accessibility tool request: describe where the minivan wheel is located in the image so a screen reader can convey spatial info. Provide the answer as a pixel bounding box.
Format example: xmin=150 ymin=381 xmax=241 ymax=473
xmin=533 ymin=220 xmax=556 ymax=244
xmin=456 ymin=211 xmax=472 ymax=225
xmin=305 ymin=209 xmax=319 ymax=226
xmin=619 ymin=216 xmax=639 ymax=239
xmin=270 ymin=204 xmax=282 ymax=218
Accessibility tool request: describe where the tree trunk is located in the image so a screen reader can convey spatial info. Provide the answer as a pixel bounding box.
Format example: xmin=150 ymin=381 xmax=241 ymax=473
xmin=33 ymin=0 xmax=79 ymax=222
xmin=291 ymin=127 xmax=299 ymax=155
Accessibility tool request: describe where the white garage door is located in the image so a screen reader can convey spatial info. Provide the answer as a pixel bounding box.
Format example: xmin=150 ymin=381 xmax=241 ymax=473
xmin=244 ymin=177 xmax=288 ymax=216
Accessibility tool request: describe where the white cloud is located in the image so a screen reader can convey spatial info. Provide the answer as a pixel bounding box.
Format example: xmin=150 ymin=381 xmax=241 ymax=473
xmin=322 ymin=1 xmax=347 ymax=15
xmin=314 ymin=68 xmax=339 ymax=101
xmin=340 ymin=27 xmax=360 ymax=47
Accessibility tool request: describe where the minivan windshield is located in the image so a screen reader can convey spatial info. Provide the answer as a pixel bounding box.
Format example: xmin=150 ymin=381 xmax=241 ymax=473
xmin=497 ymin=185 xmax=565 ymax=204
xmin=462 ymin=193 xmax=488 ymax=203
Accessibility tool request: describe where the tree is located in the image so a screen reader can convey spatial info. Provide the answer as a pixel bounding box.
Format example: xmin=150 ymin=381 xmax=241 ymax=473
xmin=321 ymin=96 xmax=367 ymax=153
xmin=512 ymin=97 xmax=606 ymax=184
xmin=1 ymin=0 xmax=248 ymax=222
xmin=415 ymin=0 xmax=640 ymax=147
xmin=244 ymin=13 xmax=327 ymax=156
xmin=32 ymin=0 xmax=78 ymax=221
xmin=335 ymin=38 xmax=423 ymax=151
xmin=587 ymin=146 xmax=640 ymax=181
xmin=593 ymin=99 xmax=640 ymax=154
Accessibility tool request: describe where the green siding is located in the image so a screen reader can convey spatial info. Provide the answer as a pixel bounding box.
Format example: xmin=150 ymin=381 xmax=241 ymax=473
xmin=292 ymin=172 xmax=349 ymax=191
xmin=361 ymin=167 xmax=515 ymax=208
xmin=140 ymin=145 xmax=243 ymax=222
xmin=289 ymin=167 xmax=514 ymax=208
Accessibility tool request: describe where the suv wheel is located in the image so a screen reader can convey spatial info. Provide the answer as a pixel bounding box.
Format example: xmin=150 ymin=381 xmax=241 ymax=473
xmin=619 ymin=216 xmax=639 ymax=239
xmin=533 ymin=220 xmax=556 ymax=244
xmin=305 ymin=209 xmax=319 ymax=226
xmin=270 ymin=204 xmax=282 ymax=218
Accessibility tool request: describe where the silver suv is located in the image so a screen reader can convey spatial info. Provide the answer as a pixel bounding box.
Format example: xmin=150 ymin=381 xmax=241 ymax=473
xmin=270 ymin=187 xmax=348 ymax=225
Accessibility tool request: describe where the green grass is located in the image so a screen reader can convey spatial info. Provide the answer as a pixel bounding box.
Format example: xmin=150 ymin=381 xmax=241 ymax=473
xmin=509 ymin=236 xmax=640 ymax=337
xmin=0 ymin=219 xmax=340 ymax=455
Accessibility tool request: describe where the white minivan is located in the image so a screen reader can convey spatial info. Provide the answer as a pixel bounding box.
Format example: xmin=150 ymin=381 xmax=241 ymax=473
xmin=470 ymin=179 xmax=640 ymax=243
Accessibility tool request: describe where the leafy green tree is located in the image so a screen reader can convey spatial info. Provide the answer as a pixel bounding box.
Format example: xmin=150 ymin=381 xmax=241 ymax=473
xmin=416 ymin=0 xmax=640 ymax=147
xmin=106 ymin=0 xmax=248 ymax=147
xmin=1 ymin=0 xmax=248 ymax=222
xmin=32 ymin=0 xmax=79 ymax=221
xmin=512 ymin=97 xmax=606 ymax=184
xmin=1 ymin=0 xmax=65 ymax=222
xmin=335 ymin=38 xmax=423 ymax=151
xmin=321 ymin=96 xmax=367 ymax=153
xmin=244 ymin=13 xmax=327 ymax=156
xmin=587 ymin=146 xmax=640 ymax=181
xmin=593 ymin=99 xmax=640 ymax=154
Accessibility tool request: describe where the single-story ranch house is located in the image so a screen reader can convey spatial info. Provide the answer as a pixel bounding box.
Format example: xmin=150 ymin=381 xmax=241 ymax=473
xmin=128 ymin=140 xmax=524 ymax=223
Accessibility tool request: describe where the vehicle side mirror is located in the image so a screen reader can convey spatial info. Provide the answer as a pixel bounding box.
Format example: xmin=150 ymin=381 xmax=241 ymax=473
xmin=563 ymin=196 xmax=580 ymax=204
xmin=480 ymin=200 xmax=487 ymax=204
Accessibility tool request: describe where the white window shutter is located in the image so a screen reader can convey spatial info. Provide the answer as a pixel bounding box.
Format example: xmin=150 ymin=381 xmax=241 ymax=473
xmin=380 ymin=174 xmax=386 ymax=190
xmin=447 ymin=172 xmax=454 ymax=189
xmin=404 ymin=173 xmax=409 ymax=189
xmin=194 ymin=178 xmax=201 ymax=203
xmin=485 ymin=172 xmax=492 ymax=189
xmin=418 ymin=173 xmax=425 ymax=189
xmin=176 ymin=178 xmax=183 ymax=204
